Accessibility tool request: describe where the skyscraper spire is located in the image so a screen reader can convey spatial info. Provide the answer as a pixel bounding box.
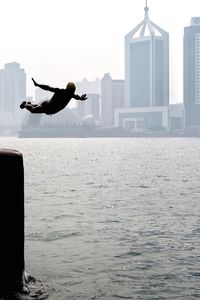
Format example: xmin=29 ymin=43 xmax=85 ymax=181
xmin=125 ymin=0 xmax=167 ymax=39
xmin=144 ymin=0 xmax=149 ymax=20
xmin=125 ymin=0 xmax=169 ymax=108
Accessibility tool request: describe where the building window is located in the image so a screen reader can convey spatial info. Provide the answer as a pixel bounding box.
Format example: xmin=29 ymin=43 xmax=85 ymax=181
xmin=123 ymin=118 xmax=145 ymax=132
xmin=195 ymin=34 xmax=200 ymax=104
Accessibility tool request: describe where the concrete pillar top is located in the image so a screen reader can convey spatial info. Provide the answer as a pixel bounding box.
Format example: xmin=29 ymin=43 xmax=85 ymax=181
xmin=0 ymin=148 xmax=22 ymax=157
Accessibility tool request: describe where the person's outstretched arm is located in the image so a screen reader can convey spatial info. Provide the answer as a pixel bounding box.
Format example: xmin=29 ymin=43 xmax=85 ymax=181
xmin=32 ymin=78 xmax=57 ymax=93
xmin=73 ymin=94 xmax=87 ymax=101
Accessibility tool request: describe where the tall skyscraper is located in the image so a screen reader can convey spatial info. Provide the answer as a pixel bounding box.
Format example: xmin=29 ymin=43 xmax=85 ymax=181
xmin=125 ymin=1 xmax=169 ymax=108
xmin=0 ymin=62 xmax=26 ymax=113
xmin=115 ymin=1 xmax=169 ymax=132
xmin=184 ymin=17 xmax=200 ymax=127
xmin=0 ymin=62 xmax=26 ymax=129
xmin=101 ymin=73 xmax=125 ymax=127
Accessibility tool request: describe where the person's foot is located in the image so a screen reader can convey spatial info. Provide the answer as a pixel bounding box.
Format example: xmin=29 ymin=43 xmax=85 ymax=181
xmin=20 ymin=101 xmax=26 ymax=109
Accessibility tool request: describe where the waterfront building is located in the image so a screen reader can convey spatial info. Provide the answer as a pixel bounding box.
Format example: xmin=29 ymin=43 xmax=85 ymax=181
xmin=125 ymin=1 xmax=169 ymax=108
xmin=169 ymin=103 xmax=185 ymax=130
xmin=116 ymin=1 xmax=169 ymax=132
xmin=101 ymin=73 xmax=125 ymax=127
xmin=0 ymin=62 xmax=26 ymax=131
xmin=85 ymin=94 xmax=100 ymax=121
xmin=76 ymin=93 xmax=100 ymax=121
xmin=75 ymin=78 xmax=101 ymax=120
xmin=115 ymin=106 xmax=169 ymax=132
xmin=184 ymin=17 xmax=200 ymax=127
xmin=75 ymin=78 xmax=101 ymax=95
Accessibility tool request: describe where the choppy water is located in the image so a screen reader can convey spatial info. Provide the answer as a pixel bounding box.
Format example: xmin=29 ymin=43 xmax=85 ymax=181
xmin=1 ymin=137 xmax=200 ymax=299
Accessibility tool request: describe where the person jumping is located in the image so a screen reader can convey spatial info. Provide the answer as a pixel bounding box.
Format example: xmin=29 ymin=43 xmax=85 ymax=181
xmin=20 ymin=78 xmax=87 ymax=115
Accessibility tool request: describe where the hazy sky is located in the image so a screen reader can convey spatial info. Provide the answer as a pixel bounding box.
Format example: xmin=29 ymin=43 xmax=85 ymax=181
xmin=0 ymin=0 xmax=199 ymax=102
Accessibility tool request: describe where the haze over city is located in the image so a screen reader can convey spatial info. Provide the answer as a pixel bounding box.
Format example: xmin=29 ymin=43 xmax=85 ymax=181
xmin=0 ymin=0 xmax=199 ymax=102
xmin=1 ymin=1 xmax=200 ymax=298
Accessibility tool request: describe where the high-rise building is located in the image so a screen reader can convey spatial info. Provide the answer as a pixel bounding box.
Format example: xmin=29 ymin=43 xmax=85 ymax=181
xmin=75 ymin=78 xmax=101 ymax=95
xmin=115 ymin=2 xmax=169 ymax=132
xmin=0 ymin=62 xmax=26 ymax=113
xmin=101 ymin=73 xmax=125 ymax=127
xmin=0 ymin=62 xmax=26 ymax=129
xmin=184 ymin=17 xmax=200 ymax=127
xmin=125 ymin=2 xmax=169 ymax=107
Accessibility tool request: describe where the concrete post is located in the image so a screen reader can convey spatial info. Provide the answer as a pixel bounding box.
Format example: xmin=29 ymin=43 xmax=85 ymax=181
xmin=0 ymin=148 xmax=25 ymax=290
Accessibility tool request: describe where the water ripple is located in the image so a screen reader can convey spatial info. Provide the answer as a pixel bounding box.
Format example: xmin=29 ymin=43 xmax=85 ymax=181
xmin=26 ymin=231 xmax=80 ymax=241
xmin=2 ymin=137 xmax=200 ymax=299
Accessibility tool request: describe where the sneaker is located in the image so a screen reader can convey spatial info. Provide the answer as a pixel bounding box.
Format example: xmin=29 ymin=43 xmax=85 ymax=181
xmin=20 ymin=101 xmax=26 ymax=109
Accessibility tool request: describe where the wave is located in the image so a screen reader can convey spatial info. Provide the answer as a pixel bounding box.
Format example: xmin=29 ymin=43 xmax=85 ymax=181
xmin=26 ymin=231 xmax=80 ymax=242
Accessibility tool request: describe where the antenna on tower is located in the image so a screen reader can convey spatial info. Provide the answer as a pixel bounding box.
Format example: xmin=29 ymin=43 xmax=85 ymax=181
xmin=144 ymin=0 xmax=149 ymax=17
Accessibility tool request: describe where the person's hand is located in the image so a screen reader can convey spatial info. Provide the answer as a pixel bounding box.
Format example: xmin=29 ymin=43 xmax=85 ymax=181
xmin=32 ymin=78 xmax=38 ymax=86
xmin=80 ymin=94 xmax=87 ymax=101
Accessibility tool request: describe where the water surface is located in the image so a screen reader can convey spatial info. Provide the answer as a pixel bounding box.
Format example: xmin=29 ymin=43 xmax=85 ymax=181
xmin=1 ymin=137 xmax=200 ymax=299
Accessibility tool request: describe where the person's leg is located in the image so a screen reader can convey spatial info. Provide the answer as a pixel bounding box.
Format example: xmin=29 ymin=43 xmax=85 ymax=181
xmin=20 ymin=101 xmax=27 ymax=109
xmin=20 ymin=100 xmax=49 ymax=114
xmin=28 ymin=103 xmax=38 ymax=107
xmin=24 ymin=103 xmax=46 ymax=113
xmin=20 ymin=101 xmax=34 ymax=108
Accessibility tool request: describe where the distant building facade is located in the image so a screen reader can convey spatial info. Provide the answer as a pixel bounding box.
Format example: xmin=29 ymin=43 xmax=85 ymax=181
xmin=115 ymin=106 xmax=169 ymax=132
xmin=0 ymin=62 xmax=26 ymax=130
xmin=75 ymin=78 xmax=101 ymax=95
xmin=76 ymin=93 xmax=100 ymax=122
xmin=125 ymin=5 xmax=169 ymax=108
xmin=116 ymin=3 xmax=169 ymax=132
xmin=184 ymin=17 xmax=200 ymax=127
xmin=85 ymin=94 xmax=100 ymax=121
xmin=75 ymin=78 xmax=101 ymax=120
xmin=169 ymin=103 xmax=185 ymax=130
xmin=101 ymin=73 xmax=125 ymax=127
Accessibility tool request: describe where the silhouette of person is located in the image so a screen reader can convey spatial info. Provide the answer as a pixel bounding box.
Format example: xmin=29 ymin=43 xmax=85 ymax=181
xmin=20 ymin=78 xmax=87 ymax=115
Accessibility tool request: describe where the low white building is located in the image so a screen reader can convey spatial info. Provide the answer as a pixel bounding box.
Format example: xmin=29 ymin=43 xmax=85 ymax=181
xmin=115 ymin=106 xmax=169 ymax=132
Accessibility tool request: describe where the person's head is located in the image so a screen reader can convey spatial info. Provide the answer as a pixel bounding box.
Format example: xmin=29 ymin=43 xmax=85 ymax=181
xmin=66 ymin=82 xmax=76 ymax=93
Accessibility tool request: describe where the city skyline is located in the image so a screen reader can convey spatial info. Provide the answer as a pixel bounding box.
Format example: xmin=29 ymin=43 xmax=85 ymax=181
xmin=0 ymin=0 xmax=199 ymax=101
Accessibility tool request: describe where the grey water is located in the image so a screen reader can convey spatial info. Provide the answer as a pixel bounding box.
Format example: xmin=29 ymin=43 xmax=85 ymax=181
xmin=1 ymin=137 xmax=200 ymax=300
